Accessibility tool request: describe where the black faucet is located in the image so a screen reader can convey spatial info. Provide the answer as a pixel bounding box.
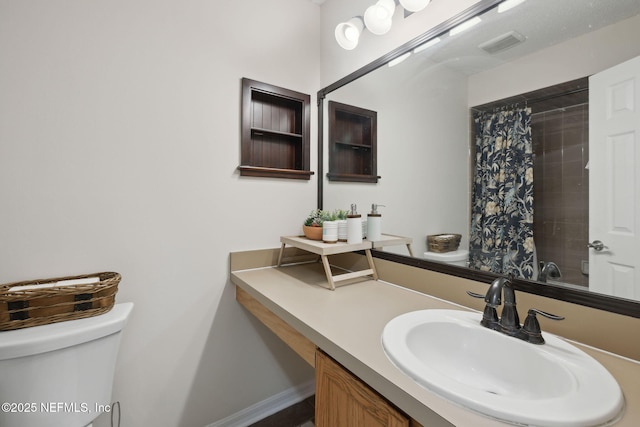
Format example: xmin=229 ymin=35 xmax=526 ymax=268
xmin=467 ymin=276 xmax=565 ymax=344
xmin=538 ymin=261 xmax=562 ymax=283
xmin=483 ymin=276 xmax=520 ymax=336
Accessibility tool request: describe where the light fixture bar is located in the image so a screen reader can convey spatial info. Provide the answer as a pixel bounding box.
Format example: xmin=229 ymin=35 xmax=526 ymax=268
xmin=334 ymin=0 xmax=435 ymax=50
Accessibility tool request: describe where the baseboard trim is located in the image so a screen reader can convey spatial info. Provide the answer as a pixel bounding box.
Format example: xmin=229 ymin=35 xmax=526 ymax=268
xmin=207 ymin=379 xmax=315 ymax=427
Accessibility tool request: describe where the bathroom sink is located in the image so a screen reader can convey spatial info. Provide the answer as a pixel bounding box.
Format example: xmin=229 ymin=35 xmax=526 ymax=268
xmin=382 ymin=309 xmax=624 ymax=426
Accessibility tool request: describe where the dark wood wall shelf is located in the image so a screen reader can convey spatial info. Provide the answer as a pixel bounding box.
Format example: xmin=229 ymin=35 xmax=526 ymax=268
xmin=240 ymin=78 xmax=313 ymax=180
xmin=328 ymin=101 xmax=378 ymax=183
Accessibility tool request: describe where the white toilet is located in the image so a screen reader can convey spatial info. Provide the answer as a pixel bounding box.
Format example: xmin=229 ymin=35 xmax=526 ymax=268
xmin=0 ymin=302 xmax=133 ymax=427
xmin=423 ymin=249 xmax=469 ymax=267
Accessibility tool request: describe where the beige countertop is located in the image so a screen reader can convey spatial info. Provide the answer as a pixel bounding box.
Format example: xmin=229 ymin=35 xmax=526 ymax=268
xmin=231 ymin=261 xmax=640 ymax=427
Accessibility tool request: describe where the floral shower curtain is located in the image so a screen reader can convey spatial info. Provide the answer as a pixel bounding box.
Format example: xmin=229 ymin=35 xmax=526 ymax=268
xmin=469 ymin=107 xmax=535 ymax=279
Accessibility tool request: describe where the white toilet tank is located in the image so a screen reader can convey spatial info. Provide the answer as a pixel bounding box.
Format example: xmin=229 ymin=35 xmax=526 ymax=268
xmin=0 ymin=302 xmax=133 ymax=427
xmin=423 ymin=249 xmax=469 ymax=267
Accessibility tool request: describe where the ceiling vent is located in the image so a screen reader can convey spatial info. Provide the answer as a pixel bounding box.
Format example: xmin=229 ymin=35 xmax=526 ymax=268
xmin=479 ymin=31 xmax=526 ymax=54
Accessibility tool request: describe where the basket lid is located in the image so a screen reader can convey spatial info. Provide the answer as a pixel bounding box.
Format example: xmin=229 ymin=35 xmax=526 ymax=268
xmin=0 ymin=302 xmax=133 ymax=360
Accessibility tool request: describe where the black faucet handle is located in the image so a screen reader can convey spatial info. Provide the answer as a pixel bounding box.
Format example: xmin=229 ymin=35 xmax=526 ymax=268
xmin=519 ymin=308 xmax=565 ymax=345
xmin=466 ymin=290 xmax=485 ymax=299
xmin=529 ymin=308 xmax=565 ymax=321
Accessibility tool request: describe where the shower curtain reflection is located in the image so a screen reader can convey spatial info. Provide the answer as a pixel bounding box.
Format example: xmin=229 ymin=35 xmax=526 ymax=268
xmin=469 ymin=107 xmax=535 ymax=279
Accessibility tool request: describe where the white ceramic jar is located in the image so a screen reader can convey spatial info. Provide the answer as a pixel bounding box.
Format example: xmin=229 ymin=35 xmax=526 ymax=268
xmin=323 ymin=221 xmax=338 ymax=243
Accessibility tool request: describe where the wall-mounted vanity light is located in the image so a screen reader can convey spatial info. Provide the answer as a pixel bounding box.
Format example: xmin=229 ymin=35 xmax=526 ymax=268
xmin=364 ymin=0 xmax=396 ymax=35
xmin=398 ymin=0 xmax=431 ymax=13
xmin=335 ymin=17 xmax=365 ymax=50
xmin=335 ymin=0 xmax=433 ymax=50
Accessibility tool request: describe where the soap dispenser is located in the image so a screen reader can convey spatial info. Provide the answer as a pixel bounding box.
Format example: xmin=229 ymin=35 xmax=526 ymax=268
xmin=347 ymin=204 xmax=362 ymax=245
xmin=367 ymin=204 xmax=385 ymax=241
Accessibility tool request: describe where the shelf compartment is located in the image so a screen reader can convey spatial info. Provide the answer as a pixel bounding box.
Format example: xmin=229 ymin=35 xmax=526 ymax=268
xmin=328 ymin=101 xmax=378 ymax=183
xmin=240 ymin=78 xmax=312 ymax=179
xmin=249 ymin=130 xmax=303 ymax=170
xmin=250 ymin=90 xmax=304 ymax=136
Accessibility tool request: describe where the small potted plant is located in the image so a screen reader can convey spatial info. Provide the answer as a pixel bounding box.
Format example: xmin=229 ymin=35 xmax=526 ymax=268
xmin=303 ymin=209 xmax=327 ymax=240
xmin=322 ymin=211 xmax=339 ymax=243
xmin=334 ymin=209 xmax=349 ymax=241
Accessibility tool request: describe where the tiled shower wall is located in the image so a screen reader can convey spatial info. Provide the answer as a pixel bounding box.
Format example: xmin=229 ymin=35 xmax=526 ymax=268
xmin=532 ymin=103 xmax=590 ymax=287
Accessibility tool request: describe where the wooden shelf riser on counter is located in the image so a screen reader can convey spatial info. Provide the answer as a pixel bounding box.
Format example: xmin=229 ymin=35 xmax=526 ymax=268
xmin=278 ymin=235 xmax=378 ymax=290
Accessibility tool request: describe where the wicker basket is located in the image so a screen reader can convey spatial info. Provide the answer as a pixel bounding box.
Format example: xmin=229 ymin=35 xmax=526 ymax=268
xmin=427 ymin=234 xmax=462 ymax=253
xmin=0 ymin=272 xmax=120 ymax=331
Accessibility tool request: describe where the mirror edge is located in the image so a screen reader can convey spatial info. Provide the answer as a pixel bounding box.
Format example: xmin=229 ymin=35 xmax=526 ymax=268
xmin=316 ymin=0 xmax=640 ymax=319
xmin=374 ymin=251 xmax=640 ymax=318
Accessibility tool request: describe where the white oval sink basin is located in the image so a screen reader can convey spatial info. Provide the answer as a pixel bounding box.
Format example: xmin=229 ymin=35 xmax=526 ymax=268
xmin=382 ymin=309 xmax=624 ymax=426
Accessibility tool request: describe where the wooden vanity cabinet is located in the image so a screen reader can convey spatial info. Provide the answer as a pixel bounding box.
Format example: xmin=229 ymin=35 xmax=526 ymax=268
xmin=316 ymin=349 xmax=415 ymax=427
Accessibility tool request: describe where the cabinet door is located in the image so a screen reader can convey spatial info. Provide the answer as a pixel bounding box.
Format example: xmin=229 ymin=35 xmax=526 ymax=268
xmin=315 ymin=350 xmax=409 ymax=427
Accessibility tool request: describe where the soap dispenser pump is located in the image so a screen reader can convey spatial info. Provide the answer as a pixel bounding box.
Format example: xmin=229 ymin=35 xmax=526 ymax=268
xmin=367 ymin=204 xmax=385 ymax=241
xmin=347 ymin=204 xmax=362 ymax=244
